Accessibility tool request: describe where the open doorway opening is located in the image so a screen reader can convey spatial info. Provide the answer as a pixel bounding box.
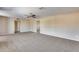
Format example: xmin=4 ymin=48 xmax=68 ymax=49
xmin=37 ymin=20 xmax=40 ymax=33
xmin=15 ymin=20 xmax=20 ymax=33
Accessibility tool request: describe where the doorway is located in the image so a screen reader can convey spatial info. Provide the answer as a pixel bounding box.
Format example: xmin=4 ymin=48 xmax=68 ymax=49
xmin=37 ymin=20 xmax=40 ymax=33
xmin=15 ymin=20 xmax=20 ymax=33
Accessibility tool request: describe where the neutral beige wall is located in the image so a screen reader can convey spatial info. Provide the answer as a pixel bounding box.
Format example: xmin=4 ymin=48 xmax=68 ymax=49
xmin=55 ymin=13 xmax=78 ymax=28
xmin=40 ymin=12 xmax=79 ymax=28
xmin=40 ymin=12 xmax=79 ymax=41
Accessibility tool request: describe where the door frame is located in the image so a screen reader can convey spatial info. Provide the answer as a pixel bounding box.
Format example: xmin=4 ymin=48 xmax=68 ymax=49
xmin=36 ymin=20 xmax=40 ymax=33
xmin=14 ymin=20 xmax=21 ymax=33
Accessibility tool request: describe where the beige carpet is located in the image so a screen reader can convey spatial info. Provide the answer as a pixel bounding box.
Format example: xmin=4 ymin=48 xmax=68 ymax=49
xmin=0 ymin=32 xmax=79 ymax=52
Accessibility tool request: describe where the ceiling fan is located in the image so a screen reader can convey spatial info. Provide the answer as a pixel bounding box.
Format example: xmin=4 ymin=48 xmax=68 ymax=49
xmin=23 ymin=7 xmax=46 ymax=19
xmin=25 ymin=7 xmax=45 ymax=18
xmin=39 ymin=7 xmax=45 ymax=10
xmin=25 ymin=13 xmax=38 ymax=18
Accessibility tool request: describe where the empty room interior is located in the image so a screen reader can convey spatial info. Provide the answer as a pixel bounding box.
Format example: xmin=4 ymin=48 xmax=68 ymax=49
xmin=0 ymin=7 xmax=79 ymax=52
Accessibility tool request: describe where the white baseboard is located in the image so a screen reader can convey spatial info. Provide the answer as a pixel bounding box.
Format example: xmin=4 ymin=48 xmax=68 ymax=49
xmin=40 ymin=32 xmax=79 ymax=42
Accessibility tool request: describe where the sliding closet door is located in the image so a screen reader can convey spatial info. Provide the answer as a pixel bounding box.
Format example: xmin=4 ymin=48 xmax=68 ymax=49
xmin=0 ymin=16 xmax=8 ymax=35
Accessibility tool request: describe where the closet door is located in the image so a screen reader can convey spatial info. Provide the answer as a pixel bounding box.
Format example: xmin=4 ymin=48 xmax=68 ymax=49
xmin=0 ymin=17 xmax=8 ymax=35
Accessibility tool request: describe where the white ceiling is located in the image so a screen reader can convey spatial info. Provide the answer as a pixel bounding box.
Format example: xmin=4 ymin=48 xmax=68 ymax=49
xmin=0 ymin=7 xmax=79 ymax=18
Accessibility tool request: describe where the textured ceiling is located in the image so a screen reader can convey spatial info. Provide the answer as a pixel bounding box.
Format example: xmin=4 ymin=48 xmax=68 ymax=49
xmin=0 ymin=7 xmax=79 ymax=18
